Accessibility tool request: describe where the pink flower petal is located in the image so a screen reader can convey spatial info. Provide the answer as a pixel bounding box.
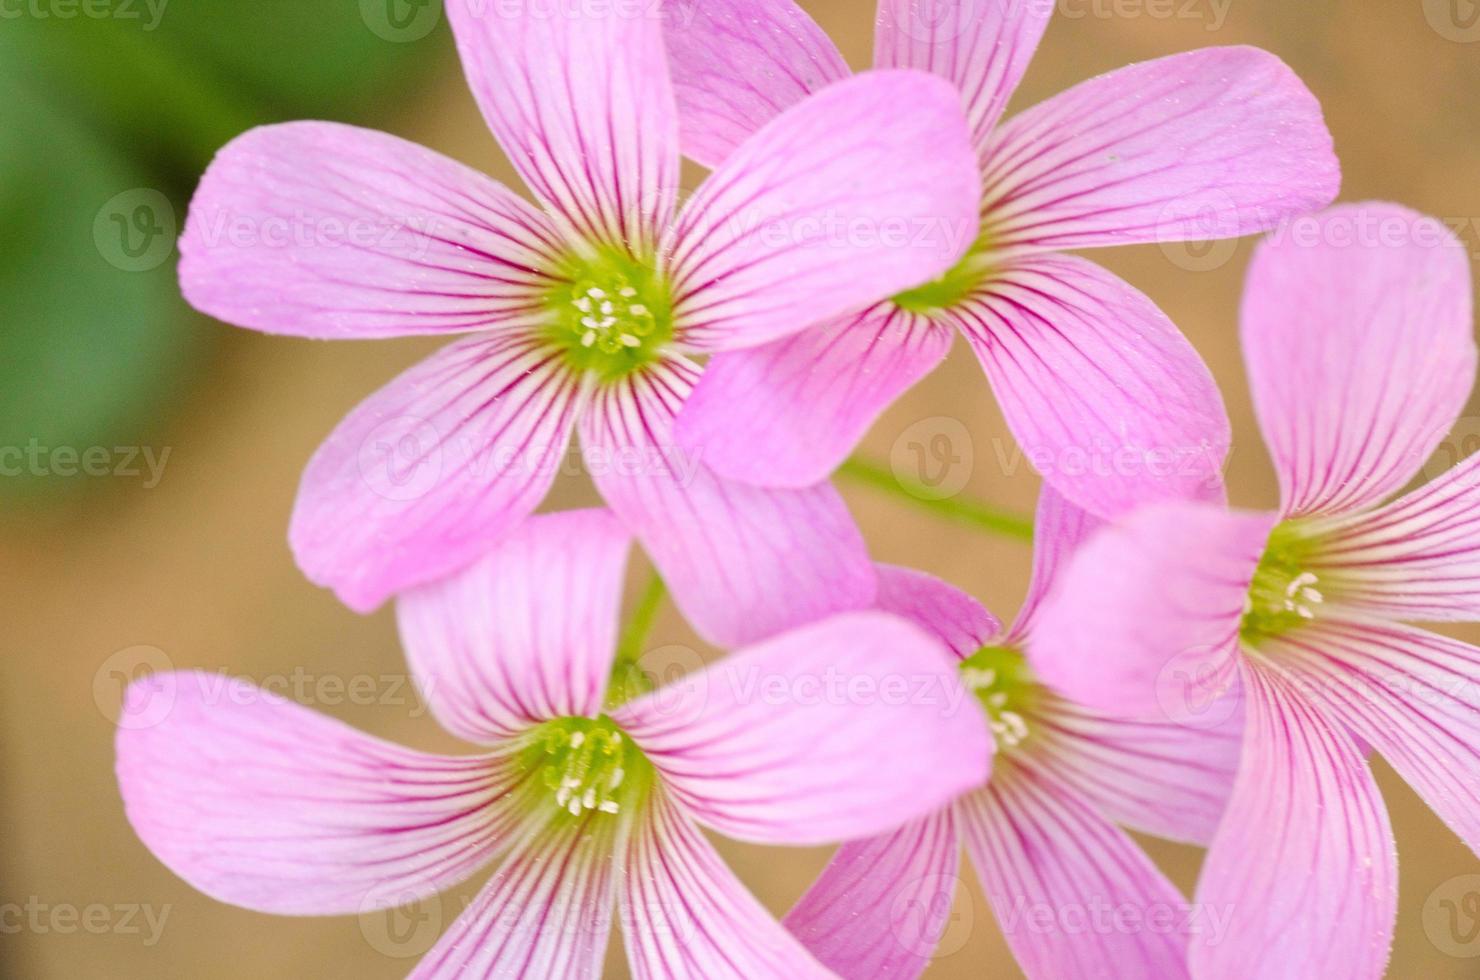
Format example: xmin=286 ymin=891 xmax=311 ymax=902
xmin=445 ymin=0 xmax=678 ymax=255
xmin=396 ymin=510 xmax=631 ymax=744
xmin=979 ymin=46 xmax=1338 ymax=250
xmin=1262 ymin=617 xmax=1480 ymax=857
xmin=784 ymin=810 xmax=962 ymax=979
xmin=661 ymin=0 xmax=849 ymax=168
xmin=959 ymin=762 xmax=1194 ymax=979
xmin=290 ymin=334 xmax=587 ymax=612
xmin=874 ymin=0 xmax=1052 ymax=157
xmin=1029 ymin=699 xmax=1241 ymax=846
xmin=179 ymin=122 xmax=567 ymax=339
xmin=1030 ymin=502 xmax=1272 ymax=717
xmin=579 ymin=357 xmax=876 ymax=648
xmin=1191 ymin=659 xmax=1396 ymax=980
xmin=1299 ymin=451 xmax=1480 ymax=621
xmin=875 ymin=563 xmax=1002 ymax=658
xmin=618 ymin=787 xmax=832 ymax=979
xmin=948 ymin=255 xmax=1230 ymax=518
xmin=675 ymin=304 xmax=953 ymax=487
xmin=1007 ymin=484 xmax=1102 ymax=645
xmin=666 ymin=70 xmax=981 ymax=352
xmin=1242 ymin=203 xmax=1476 ymax=519
xmin=613 ymin=611 xmax=991 ymax=846
xmin=411 ymin=806 xmax=621 ymax=979
xmin=115 ymin=672 xmax=519 ymax=915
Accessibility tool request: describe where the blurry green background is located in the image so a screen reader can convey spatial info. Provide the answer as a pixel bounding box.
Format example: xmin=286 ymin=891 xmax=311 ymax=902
xmin=3 ymin=0 xmax=1480 ymax=976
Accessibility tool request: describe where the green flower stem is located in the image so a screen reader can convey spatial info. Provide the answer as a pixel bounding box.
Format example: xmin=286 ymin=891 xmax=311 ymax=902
xmin=615 ymin=573 xmax=668 ymax=665
xmin=838 ymin=456 xmax=1034 ymax=543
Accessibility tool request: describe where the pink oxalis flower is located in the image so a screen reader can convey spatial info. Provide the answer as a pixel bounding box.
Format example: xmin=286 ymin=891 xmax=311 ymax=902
xmin=663 ymin=0 xmax=1341 ymax=515
xmin=1034 ymin=204 xmax=1479 ymax=979
xmin=116 ymin=510 xmax=991 ymax=978
xmin=177 ymin=0 xmax=983 ymax=645
xmin=786 ymin=487 xmax=1240 ymax=979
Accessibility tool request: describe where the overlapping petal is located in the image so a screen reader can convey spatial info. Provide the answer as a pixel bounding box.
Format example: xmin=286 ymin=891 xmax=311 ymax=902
xmin=1030 ymin=502 xmax=1272 ymax=716
xmin=579 ymin=357 xmax=876 ymax=648
xmin=784 ymin=810 xmax=962 ymax=980
xmin=614 ymin=611 xmax=990 ymax=845
xmin=290 ymin=333 xmax=587 ymax=612
xmin=661 ymin=0 xmax=849 ymax=168
xmin=116 ymin=672 xmax=521 ymax=915
xmin=675 ymin=305 xmax=954 ymax=487
xmin=959 ymin=763 xmax=1194 ymax=979
xmin=1263 ymin=617 xmax=1480 ymax=856
xmin=179 ymin=122 xmax=566 ymax=339
xmin=948 ymin=254 xmax=1230 ymax=518
xmin=978 ymin=47 xmax=1339 ymax=250
xmin=1242 ymin=203 xmax=1476 ymax=519
xmin=666 ymin=70 xmax=981 ymax=352
xmin=1191 ymin=660 xmax=1396 ymax=980
xmin=445 ymin=0 xmax=678 ymax=254
xmin=396 ymin=510 xmax=631 ymax=744
xmin=875 ymin=563 xmax=1001 ymax=658
xmin=619 ymin=787 xmax=831 ymax=979
xmin=412 ymin=807 xmax=621 ymax=979
xmin=1298 ymin=451 xmax=1480 ymax=621
xmin=874 ymin=0 xmax=1053 ymax=156
xmin=1008 ymin=484 xmax=1101 ymax=644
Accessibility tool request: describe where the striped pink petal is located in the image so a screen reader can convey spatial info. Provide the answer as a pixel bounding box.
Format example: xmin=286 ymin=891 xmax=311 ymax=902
xmin=948 ymin=255 xmax=1230 ymax=518
xmin=290 ymin=333 xmax=587 ymax=612
xmin=619 ymin=787 xmax=832 ymax=979
xmin=1192 ymin=659 xmax=1396 ymax=980
xmin=1242 ymin=203 xmax=1476 ymax=519
xmin=179 ymin=122 xmax=566 ymax=339
xmin=1030 ymin=502 xmax=1272 ymax=716
xmin=411 ymin=805 xmax=622 ymax=979
xmin=979 ymin=47 xmax=1338 ymax=250
xmin=1028 ymin=699 xmax=1240 ymax=846
xmin=875 ymin=562 xmax=1002 ymax=658
xmin=579 ymin=357 xmax=876 ymax=648
xmin=1299 ymin=451 xmax=1480 ymax=621
xmin=396 ymin=510 xmax=631 ymax=744
xmin=674 ymin=304 xmax=954 ymax=487
xmin=445 ymin=0 xmax=678 ymax=256
xmin=783 ymin=810 xmax=962 ymax=980
xmin=959 ymin=763 xmax=1194 ymax=980
xmin=1008 ymin=484 xmax=1102 ymax=645
xmin=613 ymin=611 xmax=991 ymax=846
xmin=874 ymin=0 xmax=1052 ymax=158
xmin=661 ymin=0 xmax=849 ymax=168
xmin=1260 ymin=616 xmax=1480 ymax=858
xmin=115 ymin=672 xmax=521 ymax=916
xmin=666 ymin=70 xmax=981 ymax=352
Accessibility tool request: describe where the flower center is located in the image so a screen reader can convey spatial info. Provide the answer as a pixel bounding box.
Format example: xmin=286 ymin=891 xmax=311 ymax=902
xmin=545 ymin=249 xmax=673 ymax=381
xmin=523 ymin=715 xmax=650 ymax=818
xmin=891 ymin=235 xmax=995 ymax=314
xmin=1241 ymin=522 xmax=1324 ymax=641
xmin=960 ymin=645 xmax=1038 ymax=751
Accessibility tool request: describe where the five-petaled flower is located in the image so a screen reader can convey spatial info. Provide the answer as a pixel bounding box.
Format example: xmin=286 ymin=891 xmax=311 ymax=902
xmin=177 ymin=0 xmax=984 ymax=645
xmin=116 ymin=510 xmax=991 ymax=978
xmin=1034 ymin=203 xmax=1480 ymax=980
xmin=785 ymin=487 xmax=1240 ymax=980
xmin=663 ymin=0 xmax=1340 ymax=515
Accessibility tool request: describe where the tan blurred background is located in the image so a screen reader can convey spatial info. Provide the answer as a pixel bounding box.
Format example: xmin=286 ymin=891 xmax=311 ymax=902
xmin=5 ymin=0 xmax=1480 ymax=976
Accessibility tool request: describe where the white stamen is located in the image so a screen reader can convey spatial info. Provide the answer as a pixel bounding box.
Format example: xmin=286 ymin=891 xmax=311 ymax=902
xmin=599 ymin=800 xmax=620 ymax=814
xmin=620 ymin=334 xmax=641 ymax=348
xmin=569 ymin=732 xmax=585 ymax=748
